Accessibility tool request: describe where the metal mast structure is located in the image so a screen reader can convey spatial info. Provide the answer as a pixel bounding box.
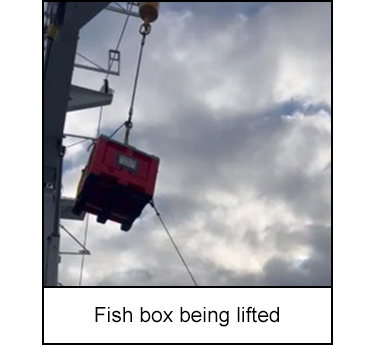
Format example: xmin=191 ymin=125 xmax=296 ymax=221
xmin=43 ymin=2 xmax=141 ymax=286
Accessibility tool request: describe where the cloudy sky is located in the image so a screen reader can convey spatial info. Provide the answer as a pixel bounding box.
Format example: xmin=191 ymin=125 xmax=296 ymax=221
xmin=59 ymin=2 xmax=331 ymax=286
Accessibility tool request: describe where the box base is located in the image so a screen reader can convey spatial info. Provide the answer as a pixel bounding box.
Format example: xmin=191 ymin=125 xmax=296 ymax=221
xmin=72 ymin=173 xmax=152 ymax=232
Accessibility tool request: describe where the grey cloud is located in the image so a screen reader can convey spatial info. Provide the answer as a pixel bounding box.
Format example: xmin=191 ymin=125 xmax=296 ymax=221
xmin=97 ymin=225 xmax=331 ymax=287
xmin=130 ymin=103 xmax=331 ymax=222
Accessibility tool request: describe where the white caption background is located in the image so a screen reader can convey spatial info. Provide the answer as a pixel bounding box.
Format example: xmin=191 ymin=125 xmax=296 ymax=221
xmin=44 ymin=287 xmax=331 ymax=343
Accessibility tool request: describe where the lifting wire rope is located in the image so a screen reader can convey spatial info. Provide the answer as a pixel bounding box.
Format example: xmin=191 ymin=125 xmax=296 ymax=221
xmin=150 ymin=200 xmax=199 ymax=287
xmin=109 ymin=22 xmax=151 ymax=144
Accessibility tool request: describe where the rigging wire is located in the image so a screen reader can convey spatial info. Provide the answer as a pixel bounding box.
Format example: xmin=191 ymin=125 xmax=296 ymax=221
xmin=150 ymin=200 xmax=199 ymax=287
xmin=108 ymin=122 xmax=125 ymax=139
xmin=66 ymin=139 xmax=90 ymax=149
xmin=76 ymin=52 xmax=107 ymax=72
xmin=79 ymin=215 xmax=90 ymax=286
xmin=60 ymin=224 xmax=90 ymax=253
